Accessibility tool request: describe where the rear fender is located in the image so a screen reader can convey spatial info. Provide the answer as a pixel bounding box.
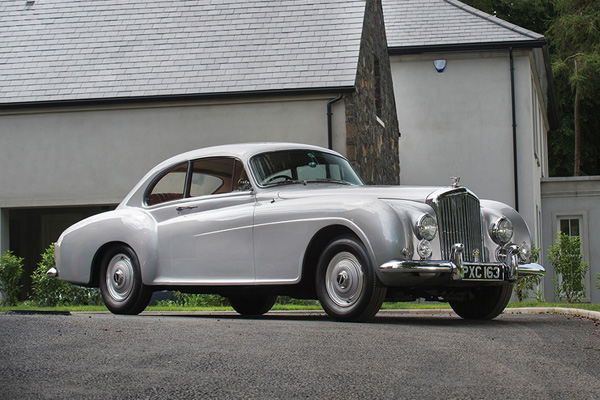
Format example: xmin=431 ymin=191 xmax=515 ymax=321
xmin=55 ymin=209 xmax=158 ymax=286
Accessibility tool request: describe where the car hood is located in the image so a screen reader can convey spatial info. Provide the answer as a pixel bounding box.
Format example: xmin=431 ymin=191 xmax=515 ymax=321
xmin=273 ymin=184 xmax=448 ymax=203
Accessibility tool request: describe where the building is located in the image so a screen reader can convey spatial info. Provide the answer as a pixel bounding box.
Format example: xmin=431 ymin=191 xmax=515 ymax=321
xmin=0 ymin=0 xmax=399 ymax=291
xmin=2 ymin=0 xmax=594 ymax=302
xmin=383 ymin=0 xmax=556 ymax=249
xmin=541 ymin=177 xmax=600 ymax=302
xmin=383 ymin=0 xmax=598 ymax=302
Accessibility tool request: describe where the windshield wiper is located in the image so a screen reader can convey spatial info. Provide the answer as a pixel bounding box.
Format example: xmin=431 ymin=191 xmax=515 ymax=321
xmin=262 ymin=180 xmax=304 ymax=187
xmin=303 ymin=179 xmax=353 ymax=185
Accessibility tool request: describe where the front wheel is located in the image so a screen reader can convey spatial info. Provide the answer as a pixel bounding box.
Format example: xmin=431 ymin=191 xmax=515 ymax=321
xmin=228 ymin=294 xmax=277 ymax=316
xmin=316 ymin=236 xmax=386 ymax=322
xmin=449 ymin=284 xmax=513 ymax=320
xmin=99 ymin=245 xmax=152 ymax=315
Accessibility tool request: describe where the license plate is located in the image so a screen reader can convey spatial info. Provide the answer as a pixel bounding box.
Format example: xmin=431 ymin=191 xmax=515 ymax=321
xmin=463 ymin=265 xmax=504 ymax=281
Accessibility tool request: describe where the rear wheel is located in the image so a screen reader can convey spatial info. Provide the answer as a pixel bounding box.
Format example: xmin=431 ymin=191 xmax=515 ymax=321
xmin=449 ymin=284 xmax=513 ymax=320
xmin=316 ymin=236 xmax=386 ymax=322
xmin=228 ymin=294 xmax=277 ymax=316
xmin=99 ymin=245 xmax=152 ymax=315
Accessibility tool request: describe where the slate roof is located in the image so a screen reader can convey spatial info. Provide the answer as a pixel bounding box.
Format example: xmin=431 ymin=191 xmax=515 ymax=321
xmin=0 ymin=0 xmax=365 ymax=106
xmin=383 ymin=0 xmax=544 ymax=50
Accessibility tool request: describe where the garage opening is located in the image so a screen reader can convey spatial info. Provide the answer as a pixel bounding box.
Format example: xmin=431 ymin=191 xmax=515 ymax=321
xmin=7 ymin=206 xmax=115 ymax=299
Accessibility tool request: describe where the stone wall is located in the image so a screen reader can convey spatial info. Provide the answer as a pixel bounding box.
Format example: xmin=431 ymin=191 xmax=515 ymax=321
xmin=345 ymin=0 xmax=400 ymax=185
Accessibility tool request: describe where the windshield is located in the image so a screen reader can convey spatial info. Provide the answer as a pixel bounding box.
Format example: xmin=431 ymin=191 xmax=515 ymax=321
xmin=250 ymin=150 xmax=364 ymax=187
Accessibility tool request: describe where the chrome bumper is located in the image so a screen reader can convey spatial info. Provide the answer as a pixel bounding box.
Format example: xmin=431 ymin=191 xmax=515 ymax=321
xmin=515 ymin=262 xmax=546 ymax=276
xmin=380 ymin=241 xmax=544 ymax=281
xmin=379 ymin=260 xmax=545 ymax=281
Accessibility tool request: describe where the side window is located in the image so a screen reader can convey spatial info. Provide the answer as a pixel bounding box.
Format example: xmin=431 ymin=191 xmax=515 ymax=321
xmin=232 ymin=160 xmax=250 ymax=191
xmin=146 ymin=163 xmax=187 ymax=206
xmin=145 ymin=157 xmax=250 ymax=206
xmin=189 ymin=157 xmax=239 ymax=197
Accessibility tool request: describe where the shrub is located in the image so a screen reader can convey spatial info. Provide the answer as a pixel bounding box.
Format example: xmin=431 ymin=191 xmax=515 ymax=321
xmin=548 ymin=232 xmax=588 ymax=303
xmin=30 ymin=244 xmax=102 ymax=306
xmin=163 ymin=292 xmax=230 ymax=307
xmin=0 ymin=250 xmax=24 ymax=306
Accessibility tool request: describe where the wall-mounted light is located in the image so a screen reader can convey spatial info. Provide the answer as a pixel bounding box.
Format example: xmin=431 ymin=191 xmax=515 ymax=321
xmin=433 ymin=60 xmax=447 ymax=73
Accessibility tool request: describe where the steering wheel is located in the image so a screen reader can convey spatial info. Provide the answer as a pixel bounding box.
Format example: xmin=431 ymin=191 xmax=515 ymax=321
xmin=265 ymin=174 xmax=293 ymax=183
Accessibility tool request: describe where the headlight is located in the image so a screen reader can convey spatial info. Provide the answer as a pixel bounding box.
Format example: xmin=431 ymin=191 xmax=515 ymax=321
xmin=491 ymin=217 xmax=513 ymax=244
xmin=416 ymin=214 xmax=437 ymax=241
xmin=417 ymin=240 xmax=432 ymax=260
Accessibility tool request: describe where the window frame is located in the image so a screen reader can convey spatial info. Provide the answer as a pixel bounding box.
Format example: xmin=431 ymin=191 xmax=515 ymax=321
xmin=551 ymin=210 xmax=591 ymax=301
xmin=144 ymin=157 xmax=250 ymax=207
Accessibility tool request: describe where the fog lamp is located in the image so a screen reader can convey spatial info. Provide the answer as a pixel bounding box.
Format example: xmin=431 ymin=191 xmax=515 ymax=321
xmin=417 ymin=240 xmax=433 ymax=260
xmin=519 ymin=242 xmax=531 ymax=263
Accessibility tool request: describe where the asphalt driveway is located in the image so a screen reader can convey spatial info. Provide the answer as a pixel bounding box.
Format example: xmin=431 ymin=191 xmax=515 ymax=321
xmin=1 ymin=310 xmax=599 ymax=399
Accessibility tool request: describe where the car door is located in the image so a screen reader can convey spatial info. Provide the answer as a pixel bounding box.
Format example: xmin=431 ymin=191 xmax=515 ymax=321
xmin=147 ymin=157 xmax=256 ymax=285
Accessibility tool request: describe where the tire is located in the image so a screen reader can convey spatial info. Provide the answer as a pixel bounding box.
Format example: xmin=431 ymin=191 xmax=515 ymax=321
xmin=228 ymin=294 xmax=277 ymax=316
xmin=99 ymin=245 xmax=152 ymax=315
xmin=316 ymin=236 xmax=386 ymax=322
xmin=449 ymin=284 xmax=513 ymax=320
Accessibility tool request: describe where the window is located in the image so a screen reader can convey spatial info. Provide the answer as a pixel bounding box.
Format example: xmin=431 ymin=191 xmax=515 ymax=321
xmin=145 ymin=157 xmax=249 ymax=206
xmin=146 ymin=163 xmax=187 ymax=206
xmin=250 ymin=150 xmax=363 ymax=187
xmin=559 ymin=218 xmax=580 ymax=237
xmin=189 ymin=157 xmax=248 ymax=197
xmin=554 ymin=213 xmax=590 ymax=301
xmin=189 ymin=158 xmax=233 ymax=197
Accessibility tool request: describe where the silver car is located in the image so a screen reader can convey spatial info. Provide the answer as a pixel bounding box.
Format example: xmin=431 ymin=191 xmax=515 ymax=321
xmin=52 ymin=142 xmax=544 ymax=321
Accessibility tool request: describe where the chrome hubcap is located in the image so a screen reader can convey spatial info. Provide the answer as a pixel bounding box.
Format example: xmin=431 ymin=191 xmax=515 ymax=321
xmin=337 ymin=270 xmax=350 ymax=288
xmin=325 ymin=252 xmax=364 ymax=308
xmin=106 ymin=254 xmax=134 ymax=302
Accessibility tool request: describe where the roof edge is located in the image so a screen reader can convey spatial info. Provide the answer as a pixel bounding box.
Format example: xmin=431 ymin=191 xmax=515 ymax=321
xmin=388 ymin=39 xmax=548 ymax=55
xmin=0 ymin=86 xmax=356 ymax=111
xmin=443 ymin=0 xmax=544 ymax=40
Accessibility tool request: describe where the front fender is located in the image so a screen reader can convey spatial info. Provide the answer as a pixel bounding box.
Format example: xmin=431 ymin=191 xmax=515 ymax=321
xmin=253 ymin=193 xmax=410 ymax=283
xmin=480 ymin=200 xmax=533 ymax=251
xmin=55 ymin=209 xmax=158 ymax=286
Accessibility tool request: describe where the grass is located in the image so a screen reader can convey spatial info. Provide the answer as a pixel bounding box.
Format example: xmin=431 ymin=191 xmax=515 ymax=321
xmin=2 ymin=301 xmax=599 ymax=313
xmin=506 ymin=302 xmax=600 ymax=311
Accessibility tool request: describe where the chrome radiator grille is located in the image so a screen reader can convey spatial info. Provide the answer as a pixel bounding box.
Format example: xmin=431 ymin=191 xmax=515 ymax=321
xmin=434 ymin=191 xmax=483 ymax=262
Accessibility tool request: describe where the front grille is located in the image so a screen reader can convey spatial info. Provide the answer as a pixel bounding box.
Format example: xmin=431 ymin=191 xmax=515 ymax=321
xmin=434 ymin=191 xmax=483 ymax=262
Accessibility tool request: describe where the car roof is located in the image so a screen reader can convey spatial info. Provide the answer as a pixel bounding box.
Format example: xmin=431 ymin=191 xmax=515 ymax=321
xmin=120 ymin=142 xmax=343 ymax=208
xmin=158 ymin=142 xmax=340 ymax=167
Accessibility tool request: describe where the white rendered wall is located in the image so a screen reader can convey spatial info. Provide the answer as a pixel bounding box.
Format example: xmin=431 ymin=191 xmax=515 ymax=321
xmin=391 ymin=51 xmax=548 ymax=243
xmin=0 ymin=95 xmax=344 ymax=208
xmin=541 ymin=177 xmax=600 ymax=303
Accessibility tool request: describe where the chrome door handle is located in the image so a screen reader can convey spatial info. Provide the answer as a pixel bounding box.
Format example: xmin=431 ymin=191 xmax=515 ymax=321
xmin=176 ymin=206 xmax=198 ymax=212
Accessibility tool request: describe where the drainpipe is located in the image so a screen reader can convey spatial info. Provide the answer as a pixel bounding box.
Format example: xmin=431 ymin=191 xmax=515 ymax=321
xmin=510 ymin=48 xmax=519 ymax=211
xmin=327 ymin=94 xmax=343 ymax=150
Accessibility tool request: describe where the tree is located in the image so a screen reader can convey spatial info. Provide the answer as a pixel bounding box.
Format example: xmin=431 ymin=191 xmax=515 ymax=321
xmin=462 ymin=0 xmax=600 ymax=176
xmin=547 ymin=0 xmax=600 ymax=176
xmin=460 ymin=0 xmax=555 ymax=35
